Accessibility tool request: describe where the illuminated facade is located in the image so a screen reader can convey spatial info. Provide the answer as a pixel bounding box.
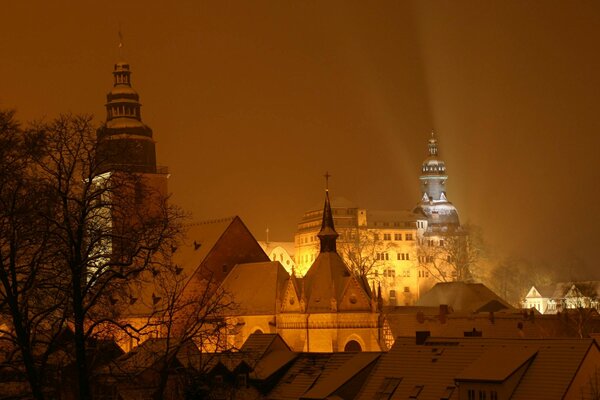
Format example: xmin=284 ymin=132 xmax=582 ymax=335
xmin=222 ymin=189 xmax=387 ymax=352
xmin=258 ymin=240 xmax=296 ymax=274
xmin=294 ymin=133 xmax=462 ymax=305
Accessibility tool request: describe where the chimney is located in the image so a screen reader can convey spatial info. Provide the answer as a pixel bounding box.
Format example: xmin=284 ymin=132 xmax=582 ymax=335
xmin=439 ymin=304 xmax=449 ymax=315
xmin=416 ymin=331 xmax=431 ymax=345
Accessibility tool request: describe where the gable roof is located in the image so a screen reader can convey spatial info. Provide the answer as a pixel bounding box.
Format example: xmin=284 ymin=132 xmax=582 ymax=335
xmin=104 ymin=338 xmax=200 ymax=377
xmin=172 ymin=217 xmax=237 ymax=279
xmin=302 ymin=252 xmax=371 ymax=313
xmin=416 ymin=282 xmax=513 ymax=313
xmin=526 ymin=284 xmax=555 ymax=298
xmin=301 ymin=352 xmax=380 ymax=399
xmin=267 ymin=352 xmax=379 ymax=400
xmin=122 ymin=216 xmax=270 ymax=316
xmin=220 ymin=261 xmax=290 ymax=315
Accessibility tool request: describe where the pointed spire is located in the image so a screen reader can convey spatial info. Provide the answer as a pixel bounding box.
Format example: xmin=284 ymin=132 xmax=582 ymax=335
xmin=318 ymin=172 xmax=338 ymax=253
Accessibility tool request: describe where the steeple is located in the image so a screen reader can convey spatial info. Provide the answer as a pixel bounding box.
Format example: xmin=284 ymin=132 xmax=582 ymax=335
xmin=96 ymin=50 xmax=157 ymax=174
xmin=317 ymin=172 xmax=338 ymax=253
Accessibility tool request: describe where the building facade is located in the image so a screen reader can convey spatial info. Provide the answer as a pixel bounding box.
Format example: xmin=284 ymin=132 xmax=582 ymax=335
xmin=294 ymin=133 xmax=462 ymax=306
xmin=222 ymin=189 xmax=387 ymax=353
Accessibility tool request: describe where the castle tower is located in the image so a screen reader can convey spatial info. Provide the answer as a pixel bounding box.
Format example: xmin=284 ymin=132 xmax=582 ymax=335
xmin=420 ymin=132 xmax=447 ymax=202
xmin=414 ymin=132 xmax=460 ymax=234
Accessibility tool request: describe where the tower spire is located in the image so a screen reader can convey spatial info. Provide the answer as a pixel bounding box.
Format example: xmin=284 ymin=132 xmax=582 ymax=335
xmin=317 ymin=172 xmax=338 ymax=253
xmin=117 ymin=25 xmax=124 ymax=60
xmin=428 ymin=130 xmax=438 ymax=156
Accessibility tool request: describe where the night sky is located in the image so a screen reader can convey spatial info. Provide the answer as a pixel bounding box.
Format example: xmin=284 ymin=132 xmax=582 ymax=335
xmin=2 ymin=1 xmax=599 ymax=276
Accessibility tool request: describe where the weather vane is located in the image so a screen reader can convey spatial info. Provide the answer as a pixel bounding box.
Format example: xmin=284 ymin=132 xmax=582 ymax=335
xmin=118 ymin=24 xmax=124 ymax=59
xmin=324 ymin=171 xmax=331 ymax=192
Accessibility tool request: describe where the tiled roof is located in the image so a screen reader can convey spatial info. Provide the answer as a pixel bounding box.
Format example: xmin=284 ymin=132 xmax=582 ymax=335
xmin=221 ymin=261 xmax=290 ymax=315
xmin=267 ymin=352 xmax=379 ymax=400
xmin=356 ymin=337 xmax=597 ymax=400
xmin=416 ymin=282 xmax=513 ymax=312
xmin=104 ymin=338 xmax=200 ymax=377
xmin=384 ymin=308 xmax=589 ymax=339
xmin=301 ymin=352 xmax=380 ymax=399
xmin=455 ymin=346 xmax=537 ymax=381
xmin=267 ymin=353 xmax=332 ymax=399
xmin=302 ymin=252 xmax=371 ymax=313
xmin=174 ymin=217 xmax=237 ymax=279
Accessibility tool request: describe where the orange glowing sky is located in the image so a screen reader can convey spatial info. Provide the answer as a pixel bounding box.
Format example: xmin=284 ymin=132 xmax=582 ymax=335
xmin=1 ymin=1 xmax=599 ymax=276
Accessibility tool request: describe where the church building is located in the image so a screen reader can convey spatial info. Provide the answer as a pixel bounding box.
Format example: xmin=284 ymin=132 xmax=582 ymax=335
xmin=221 ymin=187 xmax=388 ymax=352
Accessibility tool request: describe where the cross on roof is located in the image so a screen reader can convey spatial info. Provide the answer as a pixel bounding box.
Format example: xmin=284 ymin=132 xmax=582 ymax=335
xmin=324 ymin=171 xmax=331 ymax=192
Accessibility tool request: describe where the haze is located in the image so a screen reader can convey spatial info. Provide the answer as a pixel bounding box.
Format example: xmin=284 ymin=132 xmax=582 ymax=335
xmin=1 ymin=1 xmax=599 ymax=277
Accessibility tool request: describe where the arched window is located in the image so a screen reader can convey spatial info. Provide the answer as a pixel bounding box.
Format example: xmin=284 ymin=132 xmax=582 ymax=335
xmin=344 ymin=340 xmax=362 ymax=352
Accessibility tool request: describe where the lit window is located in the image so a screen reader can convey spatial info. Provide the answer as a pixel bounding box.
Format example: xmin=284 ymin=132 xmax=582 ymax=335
xmin=406 ymin=234 xmax=414 ymax=241
xmin=395 ymin=233 xmax=402 ymax=240
xmin=384 ymin=233 xmax=391 ymax=240
xmin=404 ymin=286 xmax=410 ymax=293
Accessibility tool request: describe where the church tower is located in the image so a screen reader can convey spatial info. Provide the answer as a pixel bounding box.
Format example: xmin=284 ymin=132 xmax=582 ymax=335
xmin=97 ymin=60 xmax=159 ymax=175
xmin=414 ymin=132 xmax=460 ymax=234
xmin=95 ymin=55 xmax=169 ymax=239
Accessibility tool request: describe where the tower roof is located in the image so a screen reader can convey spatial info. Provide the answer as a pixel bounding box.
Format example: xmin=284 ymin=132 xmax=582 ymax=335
xmin=301 ymin=177 xmax=373 ymax=313
xmin=317 ymin=172 xmax=338 ymax=253
xmin=317 ymin=190 xmax=339 ymax=253
xmin=421 ymin=131 xmax=447 ymax=176
xmin=96 ymin=57 xmax=157 ymax=173
xmin=416 ymin=131 xmax=461 ymax=231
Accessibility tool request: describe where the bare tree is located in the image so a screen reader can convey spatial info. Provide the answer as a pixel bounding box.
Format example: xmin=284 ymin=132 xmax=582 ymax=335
xmin=24 ymin=114 xmax=181 ymax=400
xmin=417 ymin=224 xmax=485 ymax=283
xmin=483 ymin=256 xmax=555 ymax=307
xmin=0 ymin=110 xmax=71 ymax=400
xmin=561 ymin=282 xmax=599 ymax=339
xmin=146 ymin=260 xmax=236 ymax=400
xmin=337 ymin=228 xmax=395 ymax=281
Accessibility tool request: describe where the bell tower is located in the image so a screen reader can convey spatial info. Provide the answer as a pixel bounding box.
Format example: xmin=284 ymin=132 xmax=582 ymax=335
xmin=96 ymin=59 xmax=158 ymax=174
